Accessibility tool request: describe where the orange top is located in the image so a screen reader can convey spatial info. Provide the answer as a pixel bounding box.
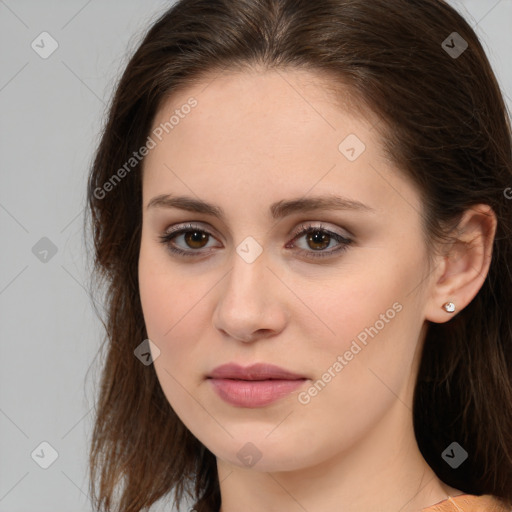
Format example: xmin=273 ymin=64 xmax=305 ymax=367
xmin=422 ymin=494 xmax=511 ymax=512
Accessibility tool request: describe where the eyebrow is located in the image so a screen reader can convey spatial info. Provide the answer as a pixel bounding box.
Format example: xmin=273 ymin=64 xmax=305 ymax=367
xmin=146 ymin=193 xmax=375 ymax=220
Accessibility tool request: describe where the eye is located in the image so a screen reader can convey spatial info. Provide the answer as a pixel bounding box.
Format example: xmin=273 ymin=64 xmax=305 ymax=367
xmin=158 ymin=222 xmax=353 ymax=259
xmin=286 ymin=222 xmax=353 ymax=259
xmin=158 ymin=223 xmax=220 ymax=257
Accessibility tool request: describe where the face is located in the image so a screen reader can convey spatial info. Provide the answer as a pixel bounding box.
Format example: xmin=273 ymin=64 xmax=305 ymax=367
xmin=138 ymin=68 xmax=433 ymax=472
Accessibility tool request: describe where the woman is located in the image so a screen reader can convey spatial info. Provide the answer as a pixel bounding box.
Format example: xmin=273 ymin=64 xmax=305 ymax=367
xmin=85 ymin=0 xmax=512 ymax=511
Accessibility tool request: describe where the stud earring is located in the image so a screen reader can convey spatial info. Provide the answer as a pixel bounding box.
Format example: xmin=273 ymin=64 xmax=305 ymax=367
xmin=442 ymin=302 xmax=455 ymax=313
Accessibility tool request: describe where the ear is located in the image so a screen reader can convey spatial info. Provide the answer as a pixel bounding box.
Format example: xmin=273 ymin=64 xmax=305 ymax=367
xmin=424 ymin=204 xmax=497 ymax=323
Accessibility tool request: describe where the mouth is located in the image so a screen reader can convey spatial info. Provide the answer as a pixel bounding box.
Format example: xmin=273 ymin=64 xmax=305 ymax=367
xmin=206 ymin=362 xmax=308 ymax=407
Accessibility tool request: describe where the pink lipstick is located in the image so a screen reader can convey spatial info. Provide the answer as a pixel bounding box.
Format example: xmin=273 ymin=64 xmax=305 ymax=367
xmin=207 ymin=363 xmax=308 ymax=407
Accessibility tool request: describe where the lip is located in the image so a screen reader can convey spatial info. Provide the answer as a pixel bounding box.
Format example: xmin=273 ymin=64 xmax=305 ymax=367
xmin=207 ymin=363 xmax=308 ymax=407
xmin=207 ymin=362 xmax=307 ymax=381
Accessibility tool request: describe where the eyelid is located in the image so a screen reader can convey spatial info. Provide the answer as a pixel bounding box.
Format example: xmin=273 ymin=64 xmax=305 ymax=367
xmin=163 ymin=221 xmax=222 ymax=240
xmin=289 ymin=221 xmax=352 ymax=240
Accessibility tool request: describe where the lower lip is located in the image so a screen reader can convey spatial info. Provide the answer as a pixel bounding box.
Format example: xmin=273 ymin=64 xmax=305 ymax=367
xmin=208 ymin=378 xmax=306 ymax=407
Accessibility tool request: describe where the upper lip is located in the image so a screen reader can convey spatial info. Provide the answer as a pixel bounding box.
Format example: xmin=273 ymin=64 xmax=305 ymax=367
xmin=207 ymin=363 xmax=307 ymax=381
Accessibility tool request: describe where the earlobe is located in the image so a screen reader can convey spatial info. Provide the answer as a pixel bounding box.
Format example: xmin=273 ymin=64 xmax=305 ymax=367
xmin=424 ymin=204 xmax=497 ymax=324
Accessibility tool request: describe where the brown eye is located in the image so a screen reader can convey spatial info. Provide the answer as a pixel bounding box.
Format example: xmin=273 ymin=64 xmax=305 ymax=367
xmin=305 ymin=230 xmax=331 ymax=251
xmin=288 ymin=223 xmax=353 ymax=259
xmin=183 ymin=230 xmax=209 ymax=249
xmin=158 ymin=223 xmax=220 ymax=257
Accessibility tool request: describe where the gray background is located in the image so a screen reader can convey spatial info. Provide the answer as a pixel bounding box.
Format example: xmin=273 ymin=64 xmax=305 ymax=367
xmin=0 ymin=1 xmax=511 ymax=511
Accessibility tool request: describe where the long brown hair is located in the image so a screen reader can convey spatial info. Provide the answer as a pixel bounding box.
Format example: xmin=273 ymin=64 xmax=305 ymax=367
xmin=85 ymin=1 xmax=512 ymax=511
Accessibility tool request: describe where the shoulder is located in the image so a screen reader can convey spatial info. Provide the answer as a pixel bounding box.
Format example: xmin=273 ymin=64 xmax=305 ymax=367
xmin=422 ymin=494 xmax=511 ymax=512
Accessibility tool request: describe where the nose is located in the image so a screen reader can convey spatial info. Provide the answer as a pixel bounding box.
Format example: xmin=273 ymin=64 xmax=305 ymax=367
xmin=212 ymin=248 xmax=289 ymax=343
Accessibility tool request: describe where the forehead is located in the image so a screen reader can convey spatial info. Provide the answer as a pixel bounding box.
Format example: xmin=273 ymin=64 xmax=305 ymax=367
xmin=141 ymin=68 xmax=421 ymax=221
xmin=149 ymin=67 xmax=369 ymax=148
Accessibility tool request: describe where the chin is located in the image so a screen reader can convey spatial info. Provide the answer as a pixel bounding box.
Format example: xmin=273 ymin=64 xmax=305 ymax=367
xmin=209 ymin=435 xmax=323 ymax=473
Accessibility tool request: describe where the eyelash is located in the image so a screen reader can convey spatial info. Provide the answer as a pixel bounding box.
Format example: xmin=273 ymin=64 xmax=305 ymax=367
xmin=158 ymin=222 xmax=353 ymax=260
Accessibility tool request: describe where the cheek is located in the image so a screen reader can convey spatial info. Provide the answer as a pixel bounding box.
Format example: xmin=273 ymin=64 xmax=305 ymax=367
xmin=139 ymin=273 xmax=210 ymax=379
xmin=139 ymin=236 xmax=195 ymax=338
xmin=296 ymin=252 xmax=423 ymax=401
xmin=139 ymin=261 xmax=173 ymax=340
xmin=138 ymin=241 xmax=216 ymax=381
xmin=292 ymin=282 xmax=413 ymax=450
xmin=138 ymin=252 xmax=209 ymax=414
xmin=298 ymin=265 xmax=401 ymax=351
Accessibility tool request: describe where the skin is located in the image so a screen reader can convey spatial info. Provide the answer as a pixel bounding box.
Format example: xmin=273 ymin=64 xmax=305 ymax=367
xmin=138 ymin=68 xmax=496 ymax=512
